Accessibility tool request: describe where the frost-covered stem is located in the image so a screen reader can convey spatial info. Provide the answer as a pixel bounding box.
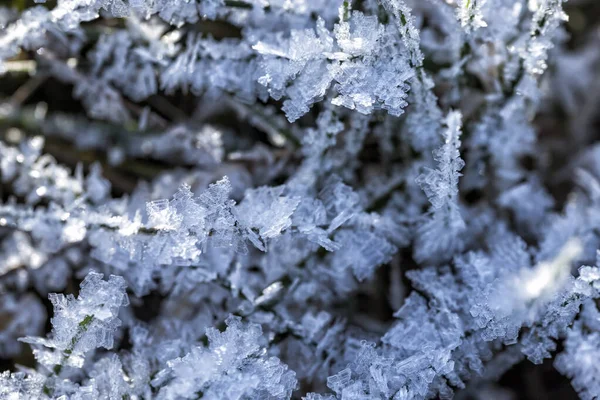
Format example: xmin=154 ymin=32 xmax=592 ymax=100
xmin=43 ymin=314 xmax=94 ymax=395
xmin=525 ymin=0 xmax=567 ymax=75
xmin=379 ymin=0 xmax=443 ymax=150
xmin=506 ymin=0 xmax=567 ymax=94
xmin=378 ymin=0 xmax=424 ymax=70
xmin=0 ymin=206 xmax=161 ymax=236
xmin=53 ymin=315 xmax=94 ymax=376
xmin=456 ymin=0 xmax=487 ymax=34
xmin=531 ymin=0 xmax=566 ymax=38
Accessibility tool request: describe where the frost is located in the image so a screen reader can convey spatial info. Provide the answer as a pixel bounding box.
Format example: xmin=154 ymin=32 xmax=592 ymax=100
xmin=255 ymin=9 xmax=413 ymax=121
xmin=85 ymin=162 xmax=111 ymax=204
xmin=0 ymin=371 xmax=44 ymax=399
xmin=156 ymin=316 xmax=297 ymax=399
xmin=555 ymin=302 xmax=600 ymax=400
xmin=525 ymin=0 xmax=568 ymax=77
xmin=456 ymin=0 xmax=488 ymax=33
xmin=20 ymin=272 xmax=128 ymax=375
xmin=310 ymin=341 xmax=455 ymax=399
xmin=331 ymin=230 xmax=396 ymax=281
xmin=0 ymin=0 xmax=596 ymax=398
xmin=414 ymin=111 xmax=466 ymax=264
xmin=235 ymin=186 xmax=301 ymax=247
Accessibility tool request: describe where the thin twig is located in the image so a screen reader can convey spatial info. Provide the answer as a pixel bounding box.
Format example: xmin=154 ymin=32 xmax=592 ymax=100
xmin=10 ymin=74 xmax=48 ymax=107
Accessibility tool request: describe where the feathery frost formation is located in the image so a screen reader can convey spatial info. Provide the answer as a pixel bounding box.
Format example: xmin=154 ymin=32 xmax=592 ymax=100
xmin=1 ymin=0 xmax=600 ymax=398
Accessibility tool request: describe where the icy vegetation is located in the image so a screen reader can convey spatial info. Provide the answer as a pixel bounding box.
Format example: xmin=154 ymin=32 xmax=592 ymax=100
xmin=1 ymin=0 xmax=600 ymax=398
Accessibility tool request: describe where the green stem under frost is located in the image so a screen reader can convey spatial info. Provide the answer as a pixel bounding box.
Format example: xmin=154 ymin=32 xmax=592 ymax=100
xmin=43 ymin=314 xmax=94 ymax=396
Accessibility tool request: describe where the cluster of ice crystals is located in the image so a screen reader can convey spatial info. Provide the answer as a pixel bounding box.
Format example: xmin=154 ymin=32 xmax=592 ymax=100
xmin=20 ymin=272 xmax=128 ymax=372
xmin=331 ymin=230 xmax=396 ymax=281
xmin=525 ymin=0 xmax=569 ymax=77
xmin=456 ymin=0 xmax=488 ymax=33
xmin=255 ymin=7 xmax=413 ymax=121
xmin=307 ymin=340 xmax=455 ymax=400
xmin=0 ymin=371 xmax=44 ymax=399
xmin=235 ymin=186 xmax=301 ymax=249
xmin=555 ymin=300 xmax=600 ymax=400
xmin=156 ymin=316 xmax=297 ymax=399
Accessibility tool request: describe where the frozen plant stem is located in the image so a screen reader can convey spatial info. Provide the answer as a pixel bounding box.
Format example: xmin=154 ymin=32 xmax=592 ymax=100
xmin=44 ymin=314 xmax=94 ymax=395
